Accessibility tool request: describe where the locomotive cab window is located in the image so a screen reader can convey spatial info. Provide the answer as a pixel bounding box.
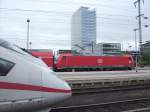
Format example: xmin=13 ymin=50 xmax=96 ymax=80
xmin=0 ymin=58 xmax=14 ymax=76
xmin=129 ymin=57 xmax=131 ymax=60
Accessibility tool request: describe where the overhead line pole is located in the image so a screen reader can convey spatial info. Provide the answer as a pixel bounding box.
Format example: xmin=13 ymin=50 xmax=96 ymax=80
xmin=133 ymin=28 xmax=138 ymax=72
xmin=134 ymin=0 xmax=144 ymax=53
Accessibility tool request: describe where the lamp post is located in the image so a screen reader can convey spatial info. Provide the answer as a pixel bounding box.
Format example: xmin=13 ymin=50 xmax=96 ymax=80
xmin=27 ymin=19 xmax=30 ymax=50
xmin=29 ymin=42 xmax=32 ymax=49
xmin=133 ymin=28 xmax=138 ymax=72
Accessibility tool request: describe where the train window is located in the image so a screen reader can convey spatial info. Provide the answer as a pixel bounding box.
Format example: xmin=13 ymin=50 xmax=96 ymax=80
xmin=129 ymin=57 xmax=131 ymax=60
xmin=0 ymin=58 xmax=15 ymax=76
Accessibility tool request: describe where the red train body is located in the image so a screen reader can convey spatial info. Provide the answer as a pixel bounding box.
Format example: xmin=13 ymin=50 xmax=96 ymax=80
xmin=55 ymin=54 xmax=134 ymax=71
xmin=30 ymin=50 xmax=135 ymax=72
xmin=31 ymin=50 xmax=53 ymax=68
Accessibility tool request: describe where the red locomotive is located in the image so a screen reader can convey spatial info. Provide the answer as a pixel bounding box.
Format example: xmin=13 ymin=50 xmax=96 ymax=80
xmin=30 ymin=50 xmax=135 ymax=72
xmin=55 ymin=54 xmax=134 ymax=71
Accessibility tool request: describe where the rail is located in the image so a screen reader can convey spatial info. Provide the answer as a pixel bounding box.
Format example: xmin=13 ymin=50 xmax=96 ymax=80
xmin=72 ymin=84 xmax=150 ymax=94
xmin=51 ymin=98 xmax=150 ymax=112
xmin=123 ymin=107 xmax=150 ymax=112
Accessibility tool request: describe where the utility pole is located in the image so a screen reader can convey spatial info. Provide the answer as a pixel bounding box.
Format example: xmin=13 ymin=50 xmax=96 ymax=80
xmin=29 ymin=42 xmax=32 ymax=49
xmin=133 ymin=28 xmax=138 ymax=72
xmin=134 ymin=0 xmax=144 ymax=53
xmin=27 ymin=19 xmax=30 ymax=50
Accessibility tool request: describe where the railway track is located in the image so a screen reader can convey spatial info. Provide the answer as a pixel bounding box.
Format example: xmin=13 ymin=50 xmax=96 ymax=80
xmin=51 ymin=98 xmax=150 ymax=112
xmin=123 ymin=107 xmax=150 ymax=112
xmin=73 ymin=84 xmax=150 ymax=94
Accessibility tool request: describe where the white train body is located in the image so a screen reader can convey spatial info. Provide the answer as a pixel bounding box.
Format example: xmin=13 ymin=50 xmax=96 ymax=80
xmin=0 ymin=39 xmax=71 ymax=112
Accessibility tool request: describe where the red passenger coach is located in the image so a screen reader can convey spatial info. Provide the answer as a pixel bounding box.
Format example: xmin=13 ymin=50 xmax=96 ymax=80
xmin=55 ymin=54 xmax=134 ymax=71
xmin=30 ymin=49 xmax=54 ymax=68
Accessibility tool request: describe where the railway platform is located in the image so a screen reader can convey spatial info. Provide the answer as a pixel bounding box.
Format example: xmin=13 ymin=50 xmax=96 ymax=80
xmin=56 ymin=70 xmax=150 ymax=92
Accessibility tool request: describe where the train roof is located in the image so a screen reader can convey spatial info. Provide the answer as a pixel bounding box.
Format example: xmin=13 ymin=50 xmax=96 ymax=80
xmin=30 ymin=49 xmax=53 ymax=57
xmin=0 ymin=38 xmax=31 ymax=56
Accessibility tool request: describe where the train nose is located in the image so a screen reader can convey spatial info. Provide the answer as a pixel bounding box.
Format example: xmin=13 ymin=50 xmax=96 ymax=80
xmin=42 ymin=70 xmax=71 ymax=104
xmin=54 ymin=77 xmax=72 ymax=103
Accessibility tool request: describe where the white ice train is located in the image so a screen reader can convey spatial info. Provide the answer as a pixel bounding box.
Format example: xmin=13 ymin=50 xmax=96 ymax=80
xmin=0 ymin=39 xmax=71 ymax=112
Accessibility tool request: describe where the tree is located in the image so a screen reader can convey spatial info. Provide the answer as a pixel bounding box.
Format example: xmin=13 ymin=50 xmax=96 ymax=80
xmin=140 ymin=52 xmax=150 ymax=66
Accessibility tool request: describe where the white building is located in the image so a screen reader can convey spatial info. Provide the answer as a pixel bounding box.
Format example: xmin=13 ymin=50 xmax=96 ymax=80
xmin=81 ymin=43 xmax=103 ymax=55
xmin=71 ymin=7 xmax=96 ymax=52
xmin=101 ymin=43 xmax=121 ymax=55
xmin=78 ymin=43 xmax=121 ymax=56
xmin=71 ymin=7 xmax=121 ymax=56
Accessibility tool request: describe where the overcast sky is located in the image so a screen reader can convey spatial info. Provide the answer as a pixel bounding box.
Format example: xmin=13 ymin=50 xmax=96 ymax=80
xmin=0 ymin=0 xmax=150 ymax=51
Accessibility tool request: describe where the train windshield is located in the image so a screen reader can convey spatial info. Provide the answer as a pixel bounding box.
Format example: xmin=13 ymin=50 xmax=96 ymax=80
xmin=0 ymin=38 xmax=29 ymax=55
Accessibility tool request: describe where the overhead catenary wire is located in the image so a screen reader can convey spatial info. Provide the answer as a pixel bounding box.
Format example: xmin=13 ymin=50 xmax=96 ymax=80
xmin=0 ymin=8 xmax=137 ymax=17
xmin=0 ymin=0 xmax=149 ymax=49
xmin=0 ymin=8 xmax=148 ymax=30
xmin=0 ymin=7 xmax=144 ymax=26
xmin=0 ymin=8 xmax=141 ymax=26
xmin=0 ymin=18 xmax=138 ymax=26
xmin=1 ymin=5 xmax=149 ymax=25
xmin=0 ymin=16 xmax=137 ymax=24
xmin=23 ymin=0 xmax=150 ymax=10
xmin=21 ymin=0 xmax=139 ymax=12
xmin=0 ymin=1 xmax=149 ymax=22
xmin=0 ymin=9 xmax=138 ymax=19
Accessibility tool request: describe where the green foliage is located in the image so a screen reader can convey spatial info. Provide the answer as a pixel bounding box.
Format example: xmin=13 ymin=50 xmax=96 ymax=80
xmin=140 ymin=52 xmax=150 ymax=66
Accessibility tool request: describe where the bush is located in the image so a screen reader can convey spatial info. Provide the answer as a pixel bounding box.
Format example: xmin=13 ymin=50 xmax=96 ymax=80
xmin=139 ymin=52 xmax=150 ymax=66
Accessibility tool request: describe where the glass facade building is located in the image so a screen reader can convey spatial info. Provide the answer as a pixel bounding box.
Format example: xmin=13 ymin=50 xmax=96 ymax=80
xmin=71 ymin=7 xmax=96 ymax=51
